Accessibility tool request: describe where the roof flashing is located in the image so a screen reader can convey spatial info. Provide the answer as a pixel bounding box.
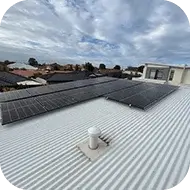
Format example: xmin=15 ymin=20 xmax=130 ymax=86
xmin=77 ymin=138 xmax=109 ymax=161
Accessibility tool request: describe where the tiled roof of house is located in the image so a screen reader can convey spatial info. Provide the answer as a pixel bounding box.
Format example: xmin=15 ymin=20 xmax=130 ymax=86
xmin=11 ymin=70 xmax=36 ymax=77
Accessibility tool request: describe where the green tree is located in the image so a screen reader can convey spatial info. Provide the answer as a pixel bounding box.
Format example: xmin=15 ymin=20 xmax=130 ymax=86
xmin=99 ymin=63 xmax=106 ymax=70
xmin=114 ymin=65 xmax=121 ymax=70
xmin=84 ymin=62 xmax=94 ymax=72
xmin=28 ymin=58 xmax=38 ymax=67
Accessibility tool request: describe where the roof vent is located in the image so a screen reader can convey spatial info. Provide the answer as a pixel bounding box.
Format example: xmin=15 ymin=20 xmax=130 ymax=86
xmin=88 ymin=127 xmax=101 ymax=150
xmin=77 ymin=127 xmax=109 ymax=161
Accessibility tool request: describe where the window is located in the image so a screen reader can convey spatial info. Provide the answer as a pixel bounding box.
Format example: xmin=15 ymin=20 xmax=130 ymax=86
xmin=149 ymin=70 xmax=156 ymax=79
xmin=155 ymin=70 xmax=164 ymax=80
xmin=169 ymin=70 xmax=175 ymax=81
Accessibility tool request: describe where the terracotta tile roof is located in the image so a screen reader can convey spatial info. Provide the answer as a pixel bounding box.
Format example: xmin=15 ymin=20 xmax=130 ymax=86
xmin=11 ymin=70 xmax=36 ymax=77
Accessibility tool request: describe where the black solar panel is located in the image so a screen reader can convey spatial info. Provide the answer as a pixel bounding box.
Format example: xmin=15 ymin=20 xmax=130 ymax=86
xmin=62 ymin=86 xmax=100 ymax=102
xmin=62 ymin=79 xmax=141 ymax=102
xmin=0 ymin=77 xmax=118 ymax=103
xmin=26 ymin=85 xmax=55 ymax=96
xmin=0 ymin=89 xmax=32 ymax=103
xmin=1 ymin=98 xmax=47 ymax=125
xmin=105 ymin=82 xmax=155 ymax=100
xmin=0 ymin=78 xmax=178 ymax=125
xmin=49 ymin=77 xmax=118 ymax=92
xmin=35 ymin=92 xmax=77 ymax=111
xmin=107 ymin=83 xmax=178 ymax=109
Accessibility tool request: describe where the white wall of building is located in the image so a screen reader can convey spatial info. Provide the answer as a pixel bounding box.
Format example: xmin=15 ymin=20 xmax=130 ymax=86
xmin=142 ymin=63 xmax=190 ymax=86
xmin=167 ymin=68 xmax=184 ymax=86
xmin=182 ymin=69 xmax=190 ymax=85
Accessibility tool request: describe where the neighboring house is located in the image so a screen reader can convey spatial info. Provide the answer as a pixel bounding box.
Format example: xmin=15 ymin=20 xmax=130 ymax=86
xmin=140 ymin=62 xmax=190 ymax=85
xmin=31 ymin=77 xmax=47 ymax=85
xmin=123 ymin=70 xmax=142 ymax=76
xmin=8 ymin=63 xmax=38 ymax=70
xmin=0 ymin=71 xmax=28 ymax=85
xmin=0 ymin=71 xmax=42 ymax=90
xmin=11 ymin=70 xmax=36 ymax=78
xmin=99 ymin=69 xmax=122 ymax=78
xmin=0 ymin=77 xmax=189 ymax=190
xmin=89 ymin=73 xmax=105 ymax=78
xmin=17 ymin=80 xmax=42 ymax=86
xmin=40 ymin=71 xmax=91 ymax=84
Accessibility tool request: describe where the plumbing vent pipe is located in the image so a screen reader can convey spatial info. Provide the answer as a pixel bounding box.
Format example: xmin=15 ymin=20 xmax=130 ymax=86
xmin=88 ymin=127 xmax=101 ymax=150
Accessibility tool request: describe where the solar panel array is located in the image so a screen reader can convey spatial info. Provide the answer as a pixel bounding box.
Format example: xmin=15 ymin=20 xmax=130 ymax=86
xmin=0 ymin=77 xmax=178 ymax=125
xmin=0 ymin=77 xmax=118 ymax=103
xmin=106 ymin=83 xmax=178 ymax=109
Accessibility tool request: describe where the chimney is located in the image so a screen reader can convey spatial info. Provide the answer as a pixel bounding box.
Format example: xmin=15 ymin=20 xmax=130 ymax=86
xmin=88 ymin=127 xmax=101 ymax=150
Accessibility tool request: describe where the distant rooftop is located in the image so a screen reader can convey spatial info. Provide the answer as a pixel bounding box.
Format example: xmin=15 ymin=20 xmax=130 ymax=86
xmin=145 ymin=62 xmax=190 ymax=68
xmin=41 ymin=71 xmax=91 ymax=83
xmin=0 ymin=71 xmax=28 ymax=86
xmin=8 ymin=63 xmax=38 ymax=70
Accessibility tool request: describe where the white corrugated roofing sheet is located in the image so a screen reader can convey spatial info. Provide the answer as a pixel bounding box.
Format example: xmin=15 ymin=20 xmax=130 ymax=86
xmin=0 ymin=86 xmax=190 ymax=190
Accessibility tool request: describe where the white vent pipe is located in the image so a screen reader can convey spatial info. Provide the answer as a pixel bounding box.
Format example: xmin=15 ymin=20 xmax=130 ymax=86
xmin=88 ymin=127 xmax=101 ymax=150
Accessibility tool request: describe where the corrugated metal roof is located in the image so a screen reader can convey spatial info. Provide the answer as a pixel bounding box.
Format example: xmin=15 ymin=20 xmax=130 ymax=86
xmin=0 ymin=86 xmax=190 ymax=190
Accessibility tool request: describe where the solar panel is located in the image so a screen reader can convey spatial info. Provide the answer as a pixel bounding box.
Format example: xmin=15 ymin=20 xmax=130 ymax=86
xmin=105 ymin=82 xmax=154 ymax=100
xmin=62 ymin=86 xmax=100 ymax=102
xmin=107 ymin=83 xmax=178 ymax=109
xmin=26 ymin=85 xmax=54 ymax=96
xmin=1 ymin=98 xmax=47 ymax=125
xmin=61 ymin=79 xmax=142 ymax=102
xmin=0 ymin=89 xmax=32 ymax=103
xmin=49 ymin=77 xmax=118 ymax=92
xmin=35 ymin=92 xmax=77 ymax=111
xmin=0 ymin=77 xmax=118 ymax=103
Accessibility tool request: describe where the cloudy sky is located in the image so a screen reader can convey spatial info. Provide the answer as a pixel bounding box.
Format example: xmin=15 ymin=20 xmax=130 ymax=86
xmin=0 ymin=0 xmax=190 ymax=67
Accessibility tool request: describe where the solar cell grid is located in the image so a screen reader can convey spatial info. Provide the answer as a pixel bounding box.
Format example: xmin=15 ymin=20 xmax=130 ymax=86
xmin=26 ymin=86 xmax=54 ymax=96
xmin=35 ymin=92 xmax=77 ymax=111
xmin=0 ymin=89 xmax=31 ymax=102
xmin=1 ymin=98 xmax=47 ymax=125
xmin=109 ymin=83 xmax=178 ymax=110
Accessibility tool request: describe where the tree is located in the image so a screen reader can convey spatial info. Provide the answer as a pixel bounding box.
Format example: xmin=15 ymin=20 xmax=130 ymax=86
xmin=138 ymin=65 xmax=145 ymax=73
xmin=75 ymin=64 xmax=79 ymax=71
xmin=84 ymin=62 xmax=94 ymax=72
xmin=4 ymin=60 xmax=15 ymax=65
xmin=69 ymin=64 xmax=73 ymax=71
xmin=114 ymin=65 xmax=121 ymax=70
xmin=51 ymin=63 xmax=60 ymax=70
xmin=28 ymin=58 xmax=38 ymax=67
xmin=99 ymin=63 xmax=106 ymax=70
